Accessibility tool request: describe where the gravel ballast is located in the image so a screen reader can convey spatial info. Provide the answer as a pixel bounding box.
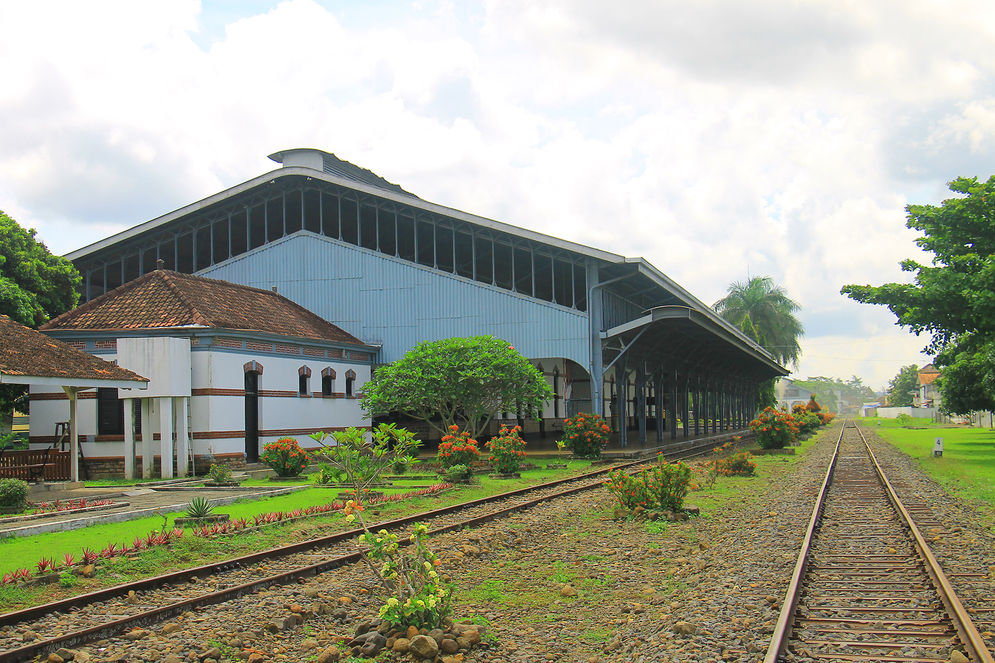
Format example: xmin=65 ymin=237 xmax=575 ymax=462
xmin=7 ymin=421 xmax=993 ymax=663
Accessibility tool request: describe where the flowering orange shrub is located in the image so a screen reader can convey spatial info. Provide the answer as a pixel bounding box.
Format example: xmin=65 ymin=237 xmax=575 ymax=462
xmin=485 ymin=424 xmax=527 ymax=474
xmin=437 ymin=425 xmax=480 ymax=469
xmin=562 ymin=412 xmax=610 ymax=458
xmin=750 ymin=407 xmax=799 ymax=449
xmin=605 ymin=462 xmax=691 ymax=512
xmin=817 ymin=411 xmax=836 ymax=425
xmin=260 ymin=437 xmax=309 ymax=477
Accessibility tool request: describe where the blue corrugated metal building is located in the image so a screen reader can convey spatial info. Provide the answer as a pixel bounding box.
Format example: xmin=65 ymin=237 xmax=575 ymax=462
xmin=67 ymin=148 xmax=787 ymax=446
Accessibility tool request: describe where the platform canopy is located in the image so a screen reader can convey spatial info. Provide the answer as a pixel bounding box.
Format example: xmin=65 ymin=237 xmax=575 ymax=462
xmin=0 ymin=314 xmax=148 ymax=481
xmin=601 ymin=305 xmax=789 ymax=380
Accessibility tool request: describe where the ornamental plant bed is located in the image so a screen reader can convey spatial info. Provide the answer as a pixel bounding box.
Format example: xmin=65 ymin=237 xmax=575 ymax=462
xmin=545 ymin=463 xmax=568 ymax=470
xmin=488 ymin=472 xmax=521 ymax=479
xmin=267 ymin=476 xmax=308 ymax=482
xmin=173 ymin=514 xmax=231 ymax=527
xmin=202 ymin=481 xmax=242 ymax=488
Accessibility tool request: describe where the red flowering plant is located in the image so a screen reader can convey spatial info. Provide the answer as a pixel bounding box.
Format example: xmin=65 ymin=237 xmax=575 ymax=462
xmin=436 ymin=425 xmax=480 ymax=469
xmin=485 ymin=424 xmax=527 ymax=474
xmin=260 ymin=437 xmax=309 ymax=477
xmin=561 ymin=412 xmax=610 ymax=458
xmin=749 ymin=407 xmax=799 ymax=449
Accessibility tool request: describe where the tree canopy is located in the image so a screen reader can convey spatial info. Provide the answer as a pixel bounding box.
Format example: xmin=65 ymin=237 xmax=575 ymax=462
xmin=886 ymin=365 xmax=918 ymax=407
xmin=842 ymin=176 xmax=995 ymax=414
xmin=714 ymin=275 xmax=804 ymax=367
xmin=360 ymin=336 xmax=554 ymax=439
xmin=0 ymin=211 xmax=82 ymax=433
xmin=1 ymin=210 xmax=81 ymax=327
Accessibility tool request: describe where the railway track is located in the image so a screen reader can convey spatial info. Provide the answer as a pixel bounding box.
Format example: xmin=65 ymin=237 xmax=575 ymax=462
xmin=0 ymin=436 xmax=724 ymax=662
xmin=765 ymin=421 xmax=994 ymax=663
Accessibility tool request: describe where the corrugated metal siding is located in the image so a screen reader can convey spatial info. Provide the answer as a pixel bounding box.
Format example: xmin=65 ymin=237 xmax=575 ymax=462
xmin=602 ymin=290 xmax=643 ymax=330
xmin=200 ymin=233 xmax=590 ymax=367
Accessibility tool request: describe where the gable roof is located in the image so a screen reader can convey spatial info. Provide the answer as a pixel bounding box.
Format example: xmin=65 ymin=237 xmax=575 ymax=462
xmin=918 ymin=371 xmax=940 ymax=386
xmin=41 ymin=270 xmax=366 ymax=346
xmin=0 ymin=315 xmax=147 ymax=388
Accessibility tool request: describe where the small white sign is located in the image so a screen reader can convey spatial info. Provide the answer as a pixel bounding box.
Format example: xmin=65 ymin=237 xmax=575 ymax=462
xmin=933 ymin=438 xmax=943 ymax=457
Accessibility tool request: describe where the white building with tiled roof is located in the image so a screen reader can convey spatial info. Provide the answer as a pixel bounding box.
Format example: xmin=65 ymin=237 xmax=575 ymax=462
xmin=30 ymin=270 xmax=375 ymax=478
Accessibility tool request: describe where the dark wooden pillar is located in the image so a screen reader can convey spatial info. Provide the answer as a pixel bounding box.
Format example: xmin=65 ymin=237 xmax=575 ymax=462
xmin=636 ymin=366 xmax=647 ymax=444
xmin=655 ymin=370 xmax=665 ymax=442
xmin=616 ymin=362 xmax=628 ymax=448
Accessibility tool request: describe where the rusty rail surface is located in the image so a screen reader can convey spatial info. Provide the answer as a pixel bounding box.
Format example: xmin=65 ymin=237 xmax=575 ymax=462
xmin=764 ymin=421 xmax=994 ymax=663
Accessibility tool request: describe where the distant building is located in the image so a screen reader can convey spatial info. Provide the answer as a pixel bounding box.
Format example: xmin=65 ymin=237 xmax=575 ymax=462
xmin=914 ymin=364 xmax=941 ymax=409
xmin=31 ymin=270 xmax=374 ymax=478
xmin=775 ymin=378 xmax=809 ymax=411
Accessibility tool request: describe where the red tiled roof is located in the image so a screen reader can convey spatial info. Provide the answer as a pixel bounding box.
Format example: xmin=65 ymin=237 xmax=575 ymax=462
xmin=918 ymin=372 xmax=940 ymax=386
xmin=0 ymin=315 xmax=147 ymax=383
xmin=41 ymin=270 xmax=366 ymax=346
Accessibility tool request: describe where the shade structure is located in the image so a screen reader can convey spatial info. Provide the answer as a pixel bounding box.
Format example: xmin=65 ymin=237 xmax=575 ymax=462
xmin=0 ymin=315 xmax=148 ymax=481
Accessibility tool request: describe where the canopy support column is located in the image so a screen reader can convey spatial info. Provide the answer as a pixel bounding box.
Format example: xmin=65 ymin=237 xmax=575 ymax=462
xmin=636 ymin=366 xmax=647 ymax=444
xmin=615 ymin=362 xmax=628 ymax=448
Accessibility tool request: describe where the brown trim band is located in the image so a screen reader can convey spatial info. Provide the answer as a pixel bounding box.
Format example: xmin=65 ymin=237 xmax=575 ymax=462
xmin=30 ymin=392 xmax=98 ymax=401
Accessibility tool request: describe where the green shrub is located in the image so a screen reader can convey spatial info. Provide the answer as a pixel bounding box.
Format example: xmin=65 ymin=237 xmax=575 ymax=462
xmin=794 ymin=410 xmax=820 ymax=435
xmin=437 ymin=426 xmax=480 ymax=469
xmin=0 ymin=479 xmax=28 ymax=511
xmin=605 ymin=462 xmax=692 ymax=512
xmin=207 ymin=463 xmax=233 ymax=484
xmin=749 ymin=407 xmax=799 ymax=449
xmin=260 ymin=437 xmax=309 ymax=477
xmin=485 ymin=424 xmax=527 ymax=474
xmin=717 ymin=451 xmax=756 ymax=477
xmin=644 ymin=462 xmax=692 ymax=511
xmin=561 ymin=412 xmax=611 ymax=458
xmin=444 ymin=464 xmax=473 ymax=484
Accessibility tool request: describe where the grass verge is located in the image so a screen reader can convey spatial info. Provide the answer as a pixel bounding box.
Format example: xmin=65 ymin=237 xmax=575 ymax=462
xmin=860 ymin=417 xmax=995 ymax=526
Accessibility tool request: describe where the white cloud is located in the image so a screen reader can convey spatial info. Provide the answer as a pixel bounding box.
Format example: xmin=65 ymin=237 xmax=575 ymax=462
xmin=1 ymin=0 xmax=993 ymax=390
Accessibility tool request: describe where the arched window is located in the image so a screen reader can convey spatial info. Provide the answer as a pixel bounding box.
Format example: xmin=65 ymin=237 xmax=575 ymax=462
xmin=345 ymin=369 xmax=356 ymax=398
xmin=321 ymin=367 xmax=336 ymax=396
xmin=298 ymin=365 xmax=312 ymax=396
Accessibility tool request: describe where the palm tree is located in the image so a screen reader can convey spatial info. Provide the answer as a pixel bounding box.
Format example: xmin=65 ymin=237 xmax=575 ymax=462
xmin=714 ymin=276 xmax=803 ymax=367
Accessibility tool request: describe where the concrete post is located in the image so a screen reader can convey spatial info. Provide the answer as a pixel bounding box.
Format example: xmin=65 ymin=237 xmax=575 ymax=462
xmin=123 ymin=399 xmax=135 ymax=480
xmin=159 ymin=396 xmax=173 ymax=479
xmin=141 ymin=399 xmax=154 ymax=479
xmin=174 ymin=396 xmax=189 ymax=477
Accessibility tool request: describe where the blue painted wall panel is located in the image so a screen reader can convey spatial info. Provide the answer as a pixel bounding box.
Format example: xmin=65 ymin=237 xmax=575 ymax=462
xmin=200 ymin=233 xmax=590 ymax=368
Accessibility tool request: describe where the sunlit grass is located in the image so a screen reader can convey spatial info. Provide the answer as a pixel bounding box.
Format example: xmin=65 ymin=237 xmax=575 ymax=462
xmin=863 ymin=419 xmax=995 ymax=525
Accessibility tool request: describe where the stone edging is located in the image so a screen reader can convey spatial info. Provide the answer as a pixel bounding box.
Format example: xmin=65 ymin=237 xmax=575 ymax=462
xmin=0 ymin=501 xmax=130 ymax=526
xmin=0 ymin=486 xmax=310 ymax=540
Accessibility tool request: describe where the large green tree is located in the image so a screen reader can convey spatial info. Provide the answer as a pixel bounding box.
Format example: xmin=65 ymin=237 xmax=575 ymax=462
xmin=1 ymin=211 xmax=81 ymax=327
xmin=0 ymin=211 xmax=82 ymax=433
xmin=714 ymin=275 xmax=804 ymax=367
xmin=361 ymin=336 xmax=554 ymax=439
xmin=886 ymin=364 xmax=919 ymax=407
xmin=842 ymin=176 xmax=995 ymax=414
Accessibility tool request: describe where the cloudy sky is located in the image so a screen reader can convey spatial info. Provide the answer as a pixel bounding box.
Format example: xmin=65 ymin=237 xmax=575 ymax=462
xmin=2 ymin=0 xmax=993 ymax=391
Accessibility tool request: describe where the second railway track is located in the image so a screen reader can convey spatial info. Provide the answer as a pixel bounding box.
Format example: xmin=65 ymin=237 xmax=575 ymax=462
xmin=0 ymin=437 xmax=722 ymax=662
xmin=765 ymin=421 xmax=994 ymax=663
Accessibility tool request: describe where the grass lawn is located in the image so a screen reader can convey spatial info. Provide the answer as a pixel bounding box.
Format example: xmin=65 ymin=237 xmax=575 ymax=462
xmin=0 ymin=459 xmax=592 ymax=610
xmin=859 ymin=417 xmax=995 ymax=525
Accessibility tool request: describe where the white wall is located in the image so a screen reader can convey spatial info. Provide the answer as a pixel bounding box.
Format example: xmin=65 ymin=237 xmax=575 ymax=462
xmin=29 ymin=336 xmax=371 ymax=469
